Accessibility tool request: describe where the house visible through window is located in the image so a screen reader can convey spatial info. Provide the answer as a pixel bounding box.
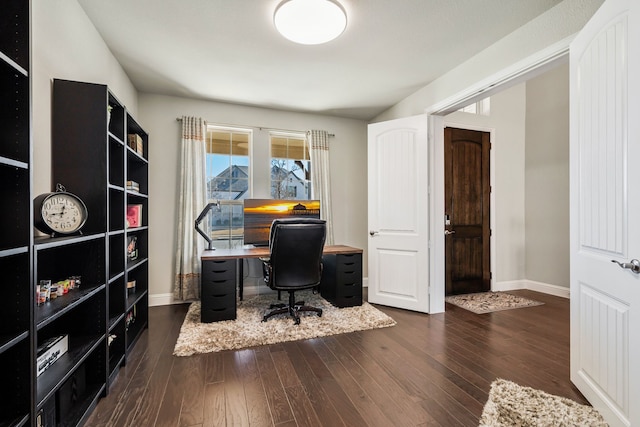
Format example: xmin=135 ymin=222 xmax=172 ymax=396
xmin=205 ymin=126 xmax=251 ymax=247
xmin=270 ymin=133 xmax=311 ymax=200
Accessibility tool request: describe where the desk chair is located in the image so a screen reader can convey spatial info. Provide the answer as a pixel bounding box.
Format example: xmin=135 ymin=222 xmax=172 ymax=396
xmin=261 ymin=218 xmax=326 ymax=325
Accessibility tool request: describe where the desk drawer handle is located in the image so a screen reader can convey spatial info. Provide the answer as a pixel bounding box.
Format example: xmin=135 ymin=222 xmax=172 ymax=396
xmin=212 ymin=280 xmax=228 ymax=284
xmin=212 ymin=293 xmax=227 ymax=298
xmin=212 ymin=269 xmax=228 ymax=274
xmin=342 ymin=283 xmax=356 ymax=287
xmin=342 ymin=262 xmax=355 ymax=266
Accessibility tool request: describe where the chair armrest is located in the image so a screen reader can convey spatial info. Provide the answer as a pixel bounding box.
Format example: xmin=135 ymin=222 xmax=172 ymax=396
xmin=260 ymin=257 xmax=272 ymax=283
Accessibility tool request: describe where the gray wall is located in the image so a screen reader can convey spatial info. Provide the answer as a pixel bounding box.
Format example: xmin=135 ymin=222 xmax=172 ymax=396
xmin=138 ymin=94 xmax=368 ymax=303
xmin=524 ymin=63 xmax=570 ymax=287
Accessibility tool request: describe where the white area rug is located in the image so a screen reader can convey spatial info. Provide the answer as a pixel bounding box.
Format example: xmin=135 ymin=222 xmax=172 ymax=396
xmin=445 ymin=291 xmax=544 ymax=314
xmin=174 ymin=290 xmax=396 ymax=356
xmin=480 ymin=379 xmax=607 ymax=426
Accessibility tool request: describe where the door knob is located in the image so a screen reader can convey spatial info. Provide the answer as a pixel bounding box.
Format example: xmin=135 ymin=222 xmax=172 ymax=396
xmin=444 ymin=230 xmax=456 ymax=236
xmin=369 ymin=230 xmax=378 ymax=236
xmin=611 ymin=258 xmax=640 ymax=274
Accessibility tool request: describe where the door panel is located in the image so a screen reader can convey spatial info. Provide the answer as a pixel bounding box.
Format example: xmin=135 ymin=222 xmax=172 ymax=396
xmin=444 ymin=127 xmax=491 ymax=295
xmin=570 ymin=0 xmax=639 ymax=425
xmin=368 ymin=115 xmax=429 ymax=312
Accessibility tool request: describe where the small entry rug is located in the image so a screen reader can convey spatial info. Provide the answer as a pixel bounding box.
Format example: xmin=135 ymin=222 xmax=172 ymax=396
xmin=173 ymin=290 xmax=396 ymax=356
xmin=480 ymin=379 xmax=607 ymax=426
xmin=445 ymin=291 xmax=543 ymax=314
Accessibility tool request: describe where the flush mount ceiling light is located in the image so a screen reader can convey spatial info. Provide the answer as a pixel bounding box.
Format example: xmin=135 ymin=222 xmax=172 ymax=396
xmin=274 ymin=0 xmax=347 ymax=45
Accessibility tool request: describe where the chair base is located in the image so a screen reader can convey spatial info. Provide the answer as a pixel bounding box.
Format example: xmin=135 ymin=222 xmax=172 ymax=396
xmin=262 ymin=292 xmax=322 ymax=325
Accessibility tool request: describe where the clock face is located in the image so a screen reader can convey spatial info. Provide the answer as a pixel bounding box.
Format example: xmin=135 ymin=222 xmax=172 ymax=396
xmin=41 ymin=194 xmax=86 ymax=233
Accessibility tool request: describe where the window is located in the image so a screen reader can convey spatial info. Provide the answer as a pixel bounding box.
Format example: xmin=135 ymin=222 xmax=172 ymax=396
xmin=270 ymin=133 xmax=311 ymax=200
xmin=205 ymin=126 xmax=251 ymax=246
xmin=458 ymin=97 xmax=491 ymax=116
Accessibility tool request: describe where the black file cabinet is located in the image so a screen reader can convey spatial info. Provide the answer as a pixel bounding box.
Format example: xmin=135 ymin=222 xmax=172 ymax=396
xmin=320 ymin=253 xmax=363 ymax=307
xmin=201 ymin=259 xmax=237 ymax=322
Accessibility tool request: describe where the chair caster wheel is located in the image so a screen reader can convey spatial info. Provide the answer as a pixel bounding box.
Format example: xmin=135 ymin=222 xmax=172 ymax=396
xmin=262 ymin=316 xmax=268 ymax=322
xmin=294 ymin=318 xmax=301 ymax=325
xmin=317 ymin=310 xmax=323 ymax=317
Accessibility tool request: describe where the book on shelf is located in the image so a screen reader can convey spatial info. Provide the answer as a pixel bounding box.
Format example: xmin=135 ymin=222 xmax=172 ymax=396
xmin=127 ymin=236 xmax=138 ymax=261
xmin=127 ymin=133 xmax=144 ymax=156
xmin=126 ymin=180 xmax=140 ymax=192
xmin=126 ymin=204 xmax=142 ymax=228
xmin=37 ymin=335 xmax=69 ymax=377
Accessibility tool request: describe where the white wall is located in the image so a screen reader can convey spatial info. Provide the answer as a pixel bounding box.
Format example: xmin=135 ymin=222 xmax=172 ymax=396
xmin=525 ymin=63 xmax=570 ymax=288
xmin=32 ymin=0 xmax=138 ymax=199
xmin=445 ymin=84 xmax=527 ymax=283
xmin=137 ymin=94 xmax=368 ymax=303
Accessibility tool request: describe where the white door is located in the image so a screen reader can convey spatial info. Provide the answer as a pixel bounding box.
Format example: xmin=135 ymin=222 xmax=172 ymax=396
xmin=570 ymin=0 xmax=639 ymax=425
xmin=367 ymin=115 xmax=429 ymax=312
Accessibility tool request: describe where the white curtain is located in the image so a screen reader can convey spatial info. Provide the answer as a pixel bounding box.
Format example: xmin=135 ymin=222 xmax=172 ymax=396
xmin=308 ymin=130 xmax=334 ymax=244
xmin=174 ymin=116 xmax=207 ymax=301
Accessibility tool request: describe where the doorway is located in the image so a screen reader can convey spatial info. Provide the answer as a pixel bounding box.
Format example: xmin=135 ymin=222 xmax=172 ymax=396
xmin=444 ymin=127 xmax=491 ymax=295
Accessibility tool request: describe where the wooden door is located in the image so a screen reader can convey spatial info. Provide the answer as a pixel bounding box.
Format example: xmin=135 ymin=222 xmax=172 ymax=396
xmin=570 ymin=0 xmax=639 ymax=425
xmin=444 ymin=127 xmax=490 ymax=295
xmin=367 ymin=115 xmax=430 ymax=312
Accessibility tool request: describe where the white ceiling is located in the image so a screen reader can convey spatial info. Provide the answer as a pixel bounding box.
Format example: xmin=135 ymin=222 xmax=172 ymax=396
xmin=77 ymin=0 xmax=564 ymax=121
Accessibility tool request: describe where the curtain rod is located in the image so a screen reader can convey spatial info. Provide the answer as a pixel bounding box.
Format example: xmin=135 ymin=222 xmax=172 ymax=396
xmin=175 ymin=117 xmax=334 ymax=137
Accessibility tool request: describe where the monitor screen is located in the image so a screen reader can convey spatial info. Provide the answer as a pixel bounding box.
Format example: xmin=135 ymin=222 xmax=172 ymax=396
xmin=243 ymin=199 xmax=321 ymax=246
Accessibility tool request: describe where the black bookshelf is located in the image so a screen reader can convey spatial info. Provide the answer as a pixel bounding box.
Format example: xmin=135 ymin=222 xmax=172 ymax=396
xmin=31 ymin=79 xmax=150 ymax=425
xmin=0 ymin=0 xmax=32 ymax=425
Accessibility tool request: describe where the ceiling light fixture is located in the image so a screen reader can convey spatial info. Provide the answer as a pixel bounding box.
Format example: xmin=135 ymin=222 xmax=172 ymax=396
xmin=274 ymin=0 xmax=347 ymax=45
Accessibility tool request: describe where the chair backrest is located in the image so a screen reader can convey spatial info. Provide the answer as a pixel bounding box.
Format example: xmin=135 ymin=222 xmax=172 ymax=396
xmin=268 ymin=218 xmax=326 ymax=290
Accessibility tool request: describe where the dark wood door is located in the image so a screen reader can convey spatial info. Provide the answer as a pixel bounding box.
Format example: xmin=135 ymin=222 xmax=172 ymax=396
xmin=444 ymin=127 xmax=491 ymax=295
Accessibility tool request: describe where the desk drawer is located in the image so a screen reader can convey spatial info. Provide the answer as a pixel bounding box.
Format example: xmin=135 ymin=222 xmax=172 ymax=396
xmin=202 ymin=259 xmax=236 ymax=281
xmin=201 ymin=291 xmax=235 ymax=310
xmin=333 ymin=293 xmax=362 ymax=308
xmin=201 ymin=304 xmax=236 ymax=323
xmin=335 ymin=280 xmax=362 ymax=298
xmin=201 ymin=277 xmax=235 ymax=294
xmin=201 ymin=289 xmax=236 ymax=322
xmin=336 ymin=254 xmax=362 ymax=275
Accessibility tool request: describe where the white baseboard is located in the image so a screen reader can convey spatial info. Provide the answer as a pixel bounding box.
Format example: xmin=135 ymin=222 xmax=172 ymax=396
xmin=149 ymin=293 xmax=176 ymax=307
xmin=494 ymin=279 xmax=570 ymax=298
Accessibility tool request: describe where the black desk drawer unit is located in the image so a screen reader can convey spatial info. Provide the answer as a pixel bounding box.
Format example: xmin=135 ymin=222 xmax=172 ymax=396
xmin=201 ymin=259 xmax=237 ymax=322
xmin=320 ymin=253 xmax=363 ymax=307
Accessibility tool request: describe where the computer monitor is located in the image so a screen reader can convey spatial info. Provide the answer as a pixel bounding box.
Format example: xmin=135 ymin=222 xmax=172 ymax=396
xmin=243 ymin=199 xmax=321 ymax=246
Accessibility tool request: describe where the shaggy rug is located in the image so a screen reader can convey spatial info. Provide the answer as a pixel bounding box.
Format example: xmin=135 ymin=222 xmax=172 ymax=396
xmin=445 ymin=291 xmax=543 ymax=314
xmin=173 ymin=290 xmax=396 ymax=356
xmin=479 ymin=379 xmax=607 ymax=426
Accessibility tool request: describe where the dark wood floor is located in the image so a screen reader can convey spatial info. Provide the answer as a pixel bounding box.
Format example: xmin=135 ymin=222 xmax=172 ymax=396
xmin=86 ymin=290 xmax=587 ymax=426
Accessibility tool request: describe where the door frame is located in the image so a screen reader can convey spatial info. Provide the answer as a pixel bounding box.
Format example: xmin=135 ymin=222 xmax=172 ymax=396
xmin=425 ymin=35 xmax=572 ymax=313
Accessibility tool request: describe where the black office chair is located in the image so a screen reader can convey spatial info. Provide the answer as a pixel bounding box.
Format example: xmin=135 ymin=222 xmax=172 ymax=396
xmin=261 ymin=218 xmax=326 ymax=325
